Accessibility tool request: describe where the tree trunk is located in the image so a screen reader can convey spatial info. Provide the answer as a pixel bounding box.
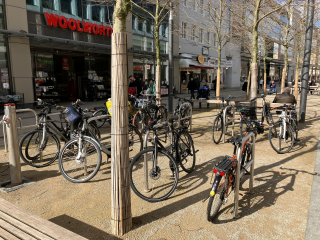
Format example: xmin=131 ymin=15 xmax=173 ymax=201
xmin=216 ymin=49 xmax=221 ymax=99
xmin=250 ymin=62 xmax=258 ymax=99
xmin=246 ymin=68 xmax=251 ymax=100
xmin=111 ymin=1 xmax=132 ymax=236
xmin=281 ymin=46 xmax=288 ymax=93
xmin=155 ymin=25 xmax=161 ymax=105
xmin=294 ymin=69 xmax=299 ymax=99
xmin=264 ymin=72 xmax=267 ymax=95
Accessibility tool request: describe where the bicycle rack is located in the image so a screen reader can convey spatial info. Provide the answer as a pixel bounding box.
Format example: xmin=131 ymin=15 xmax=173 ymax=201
xmin=222 ymin=105 xmax=236 ymax=143
xmin=178 ymin=102 xmax=193 ymax=132
xmin=233 ymin=132 xmax=256 ymax=218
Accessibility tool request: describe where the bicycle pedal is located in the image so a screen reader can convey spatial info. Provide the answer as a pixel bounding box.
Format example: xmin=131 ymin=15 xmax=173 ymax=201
xmin=239 ymin=193 xmax=244 ymax=196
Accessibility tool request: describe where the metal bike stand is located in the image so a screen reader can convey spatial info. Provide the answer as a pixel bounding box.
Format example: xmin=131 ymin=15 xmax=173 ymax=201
xmin=233 ymin=132 xmax=255 ymax=218
xmin=178 ymin=102 xmax=193 ymax=132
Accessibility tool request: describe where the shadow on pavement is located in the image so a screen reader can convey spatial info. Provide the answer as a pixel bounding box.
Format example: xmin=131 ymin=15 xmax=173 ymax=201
xmin=50 ymin=214 xmax=120 ymax=240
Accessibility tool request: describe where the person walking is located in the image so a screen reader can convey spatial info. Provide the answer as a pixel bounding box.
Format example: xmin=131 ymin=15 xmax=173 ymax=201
xmin=259 ymin=77 xmax=263 ymax=89
xmin=212 ymin=76 xmax=217 ymax=97
xmin=194 ymin=75 xmax=200 ymax=94
xmin=187 ymin=77 xmax=197 ymax=99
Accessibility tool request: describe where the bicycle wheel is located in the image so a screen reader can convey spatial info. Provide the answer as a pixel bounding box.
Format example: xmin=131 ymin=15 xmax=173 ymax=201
xmin=212 ymin=115 xmax=223 ymax=144
xmin=207 ymin=174 xmax=229 ymax=221
xmin=88 ymin=122 xmax=101 ymax=140
xmin=129 ymin=124 xmax=143 ymax=161
xmin=59 ymin=137 xmax=102 ymax=183
xmin=19 ymin=129 xmax=60 ymax=168
xmin=132 ymin=109 xmax=149 ymax=129
xmin=157 ymin=106 xmax=168 ymax=122
xmin=290 ymin=117 xmax=299 ymax=140
xmin=130 ymin=147 xmax=179 ymax=202
xmin=269 ymin=121 xmax=294 ymax=154
xmin=93 ymin=109 xmax=108 ymax=128
xmin=176 ymin=131 xmax=196 ymax=173
xmin=241 ymin=142 xmax=252 ymax=168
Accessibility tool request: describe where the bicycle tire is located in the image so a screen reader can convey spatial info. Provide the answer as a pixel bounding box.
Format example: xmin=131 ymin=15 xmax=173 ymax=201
xmin=176 ymin=130 xmax=196 ymax=173
xmin=88 ymin=121 xmax=101 ymax=140
xmin=157 ymin=106 xmax=168 ymax=122
xmin=130 ymin=147 xmax=179 ymax=202
xmin=269 ymin=121 xmax=294 ymax=154
xmin=132 ymin=109 xmax=149 ymax=129
xmin=290 ymin=118 xmax=299 ymax=140
xmin=93 ymin=109 xmax=108 ymax=128
xmin=212 ymin=115 xmax=223 ymax=144
xmin=207 ymin=174 xmax=228 ymax=221
xmin=59 ymin=136 xmax=102 ymax=183
xmin=19 ymin=129 xmax=60 ymax=168
xmin=129 ymin=124 xmax=143 ymax=161
xmin=179 ymin=104 xmax=191 ymax=128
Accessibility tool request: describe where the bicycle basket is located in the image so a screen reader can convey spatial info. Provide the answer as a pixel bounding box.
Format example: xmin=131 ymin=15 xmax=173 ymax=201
xmin=63 ymin=107 xmax=81 ymax=124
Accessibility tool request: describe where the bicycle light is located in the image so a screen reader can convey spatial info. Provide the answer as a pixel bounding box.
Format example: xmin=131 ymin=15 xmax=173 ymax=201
xmin=219 ymin=171 xmax=225 ymax=177
xmin=213 ymin=169 xmax=218 ymax=174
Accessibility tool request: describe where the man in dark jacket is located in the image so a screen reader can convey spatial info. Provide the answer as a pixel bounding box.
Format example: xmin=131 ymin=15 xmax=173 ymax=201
xmin=187 ymin=77 xmax=197 ymax=99
xmin=273 ymin=87 xmax=296 ymax=104
xmin=129 ymin=75 xmax=142 ymax=97
xmin=194 ymin=75 xmax=200 ymax=93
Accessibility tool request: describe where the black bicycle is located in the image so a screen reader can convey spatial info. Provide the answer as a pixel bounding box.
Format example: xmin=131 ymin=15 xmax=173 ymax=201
xmin=172 ymin=95 xmax=192 ymax=128
xmin=130 ymin=115 xmax=197 ymax=202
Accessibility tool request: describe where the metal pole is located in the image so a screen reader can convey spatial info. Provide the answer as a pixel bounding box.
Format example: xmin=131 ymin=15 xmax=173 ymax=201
xmin=233 ymin=142 xmax=242 ymax=219
xmin=300 ymin=0 xmax=315 ymax=123
xmin=168 ymin=2 xmax=173 ymax=113
xmin=249 ymin=135 xmax=255 ymax=193
xmin=4 ymin=104 xmax=22 ymax=186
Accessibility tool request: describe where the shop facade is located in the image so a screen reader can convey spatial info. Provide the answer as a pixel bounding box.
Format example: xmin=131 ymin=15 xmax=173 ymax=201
xmin=2 ymin=0 xmax=180 ymax=107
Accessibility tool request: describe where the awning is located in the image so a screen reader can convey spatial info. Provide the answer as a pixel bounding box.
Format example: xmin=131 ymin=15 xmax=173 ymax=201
xmin=190 ymin=64 xmax=215 ymax=69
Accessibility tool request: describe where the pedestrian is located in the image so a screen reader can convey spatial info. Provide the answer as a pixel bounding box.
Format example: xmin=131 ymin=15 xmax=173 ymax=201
xmin=148 ymin=79 xmax=156 ymax=101
xmin=194 ymin=75 xmax=200 ymax=94
xmin=212 ymin=76 xmax=217 ymax=97
xmin=292 ymin=79 xmax=295 ymax=86
xmin=259 ymin=77 xmax=263 ymax=89
xmin=268 ymin=80 xmax=276 ymax=94
xmin=187 ymin=77 xmax=197 ymax=99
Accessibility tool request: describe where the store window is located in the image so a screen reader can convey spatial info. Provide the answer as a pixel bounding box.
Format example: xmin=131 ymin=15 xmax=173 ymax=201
xmin=26 ymin=0 xmax=34 ymax=5
xmin=160 ymin=41 xmax=167 ymax=54
xmin=92 ymin=5 xmax=101 ymax=22
xmin=42 ymin=0 xmax=54 ymax=10
xmin=181 ymin=22 xmax=187 ymax=38
xmin=77 ymin=0 xmax=88 ymax=19
xmin=61 ymin=0 xmax=72 ymax=14
xmin=105 ymin=5 xmax=114 ymax=24
xmin=0 ymin=4 xmax=9 ymax=96
xmin=146 ymin=18 xmax=152 ymax=33
xmin=133 ymin=35 xmax=144 ymax=50
xmin=161 ymin=23 xmax=166 ymax=37
xmin=138 ymin=19 xmax=143 ymax=31
xmin=146 ymin=38 xmax=153 ymax=51
xmin=132 ymin=15 xmax=136 ymax=29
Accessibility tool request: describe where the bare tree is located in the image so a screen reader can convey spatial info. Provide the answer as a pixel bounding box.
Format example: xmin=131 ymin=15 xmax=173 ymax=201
xmin=227 ymin=0 xmax=293 ymax=99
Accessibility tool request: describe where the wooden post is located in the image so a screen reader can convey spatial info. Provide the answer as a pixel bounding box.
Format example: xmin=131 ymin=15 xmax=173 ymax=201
xmin=111 ymin=0 xmax=132 ymax=236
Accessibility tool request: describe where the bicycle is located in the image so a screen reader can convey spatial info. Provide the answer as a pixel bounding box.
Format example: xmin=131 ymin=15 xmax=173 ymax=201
xmin=172 ymin=95 xmax=192 ymax=128
xmin=59 ymin=112 xmax=143 ymax=183
xmin=132 ymin=99 xmax=167 ymax=130
xmin=268 ymin=104 xmax=295 ymax=154
xmin=18 ymin=99 xmax=99 ymax=168
xmin=130 ymin=115 xmax=197 ymax=202
xmin=206 ymin=134 xmax=252 ymax=221
xmin=212 ymin=96 xmax=234 ymax=144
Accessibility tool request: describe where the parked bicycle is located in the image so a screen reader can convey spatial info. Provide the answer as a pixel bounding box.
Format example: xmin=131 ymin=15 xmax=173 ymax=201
xmin=207 ymin=135 xmax=252 ymax=221
xmin=172 ymin=95 xmax=192 ymax=128
xmin=130 ymin=115 xmax=197 ymax=202
xmin=59 ymin=111 xmax=143 ymax=183
xmin=132 ymin=99 xmax=167 ymax=130
xmin=19 ymin=99 xmax=99 ymax=168
xmin=212 ymin=96 xmax=234 ymax=144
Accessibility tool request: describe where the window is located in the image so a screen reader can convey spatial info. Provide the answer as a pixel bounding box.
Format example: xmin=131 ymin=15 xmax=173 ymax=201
xmin=26 ymin=0 xmax=34 ymax=5
xmin=76 ymin=0 xmax=87 ymax=18
xmin=92 ymin=5 xmax=101 ymax=22
xmin=146 ymin=38 xmax=153 ymax=51
xmin=200 ymin=28 xmax=203 ymax=43
xmin=160 ymin=41 xmax=167 ymax=54
xmin=182 ymin=0 xmax=186 ymax=6
xmin=61 ymin=0 xmax=72 ymax=14
xmin=213 ymin=33 xmax=217 ymax=46
xmin=133 ymin=35 xmax=144 ymax=50
xmin=191 ymin=25 xmax=196 ymax=41
xmin=190 ymin=0 xmax=195 ymax=10
xmin=199 ymin=0 xmax=203 ymax=14
xmin=161 ymin=23 xmax=166 ymax=37
xmin=132 ymin=15 xmax=136 ymax=29
xmin=182 ymin=22 xmax=187 ymax=38
xmin=105 ymin=5 xmax=114 ymax=24
xmin=207 ymin=31 xmax=210 ymax=43
xmin=42 ymin=0 xmax=54 ymax=9
xmin=138 ymin=18 xmax=143 ymax=31
xmin=146 ymin=18 xmax=152 ymax=33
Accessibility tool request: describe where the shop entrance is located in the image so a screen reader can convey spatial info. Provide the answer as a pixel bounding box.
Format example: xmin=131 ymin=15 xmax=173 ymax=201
xmin=31 ymin=48 xmax=111 ymax=102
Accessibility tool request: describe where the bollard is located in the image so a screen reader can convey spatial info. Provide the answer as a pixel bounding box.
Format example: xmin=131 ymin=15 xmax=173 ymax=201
xmin=4 ymin=103 xmax=22 ymax=186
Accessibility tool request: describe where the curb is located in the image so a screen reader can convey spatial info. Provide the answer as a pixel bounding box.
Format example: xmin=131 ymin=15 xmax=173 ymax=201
xmin=305 ymin=131 xmax=320 ymax=239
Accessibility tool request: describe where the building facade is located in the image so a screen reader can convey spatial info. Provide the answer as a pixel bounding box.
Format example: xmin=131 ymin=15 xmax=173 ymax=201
xmin=1 ymin=0 xmax=180 ymax=106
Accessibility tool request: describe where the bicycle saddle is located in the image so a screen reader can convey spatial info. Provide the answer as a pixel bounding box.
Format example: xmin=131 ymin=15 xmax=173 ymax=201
xmin=227 ymin=136 xmax=243 ymax=144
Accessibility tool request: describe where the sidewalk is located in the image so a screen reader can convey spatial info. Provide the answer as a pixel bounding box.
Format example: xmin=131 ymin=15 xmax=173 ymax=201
xmin=0 ymin=91 xmax=319 ymax=239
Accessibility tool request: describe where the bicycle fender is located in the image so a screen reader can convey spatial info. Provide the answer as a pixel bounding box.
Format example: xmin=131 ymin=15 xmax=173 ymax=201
xmin=210 ymin=175 xmax=222 ymax=196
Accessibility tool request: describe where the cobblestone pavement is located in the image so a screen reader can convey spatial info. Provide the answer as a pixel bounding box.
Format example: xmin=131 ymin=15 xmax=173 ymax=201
xmin=0 ymin=89 xmax=318 ymax=240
